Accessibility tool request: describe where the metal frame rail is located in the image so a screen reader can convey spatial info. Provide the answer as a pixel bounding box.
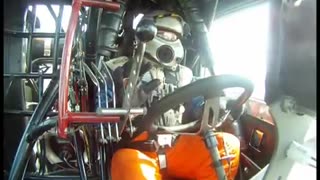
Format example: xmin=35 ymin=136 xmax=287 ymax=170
xmin=4 ymin=2 xmax=64 ymax=116
xmin=5 ymin=1 xmax=120 ymax=180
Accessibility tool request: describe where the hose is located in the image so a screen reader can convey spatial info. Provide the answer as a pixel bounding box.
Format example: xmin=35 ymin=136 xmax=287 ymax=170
xmin=178 ymin=0 xmax=216 ymax=75
xmin=26 ymin=117 xmax=57 ymax=143
xmin=97 ymin=1 xmax=127 ymax=58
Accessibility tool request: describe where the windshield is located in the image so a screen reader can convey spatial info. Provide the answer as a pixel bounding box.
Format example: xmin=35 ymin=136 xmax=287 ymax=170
xmin=209 ymin=2 xmax=270 ymax=101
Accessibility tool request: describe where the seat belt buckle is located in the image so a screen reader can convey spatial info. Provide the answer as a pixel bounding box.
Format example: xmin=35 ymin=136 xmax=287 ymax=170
xmin=156 ymin=135 xmax=172 ymax=170
xmin=158 ymin=153 xmax=167 ymax=169
xmin=157 ymin=134 xmax=173 ymax=147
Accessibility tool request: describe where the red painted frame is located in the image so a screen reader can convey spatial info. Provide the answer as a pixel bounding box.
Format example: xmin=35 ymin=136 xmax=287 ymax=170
xmin=58 ymin=0 xmax=121 ymax=139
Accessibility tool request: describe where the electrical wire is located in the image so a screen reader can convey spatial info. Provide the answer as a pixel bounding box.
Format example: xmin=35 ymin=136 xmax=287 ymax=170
xmin=63 ymin=157 xmax=78 ymax=170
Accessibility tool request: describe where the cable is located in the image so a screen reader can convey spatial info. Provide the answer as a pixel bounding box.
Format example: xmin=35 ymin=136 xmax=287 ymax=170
xmin=26 ymin=117 xmax=57 ymax=143
xmin=63 ymin=157 xmax=77 ymax=170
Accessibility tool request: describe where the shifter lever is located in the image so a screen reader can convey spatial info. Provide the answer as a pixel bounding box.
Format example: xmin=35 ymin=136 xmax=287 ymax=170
xmin=136 ymin=19 xmax=157 ymax=43
xmin=121 ymin=19 xmax=157 ymax=136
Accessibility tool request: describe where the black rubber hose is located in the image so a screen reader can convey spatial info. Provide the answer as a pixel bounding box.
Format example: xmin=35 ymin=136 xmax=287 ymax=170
xmin=9 ymin=77 xmax=59 ymax=180
xmin=26 ymin=117 xmax=57 ymax=143
xmin=97 ymin=1 xmax=126 ymax=58
xmin=134 ymin=75 xmax=253 ymax=136
xmin=73 ymin=132 xmax=88 ymax=180
xmin=178 ymin=0 xmax=215 ymax=75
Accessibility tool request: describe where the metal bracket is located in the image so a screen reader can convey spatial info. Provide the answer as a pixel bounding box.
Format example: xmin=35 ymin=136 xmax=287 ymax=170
xmin=199 ymin=97 xmax=220 ymax=134
xmin=91 ymin=62 xmax=112 ymax=142
xmin=100 ymin=59 xmax=121 ymax=141
xmin=121 ymin=41 xmax=147 ymax=136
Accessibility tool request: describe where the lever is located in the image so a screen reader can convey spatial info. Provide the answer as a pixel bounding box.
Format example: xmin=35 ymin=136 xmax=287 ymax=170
xmin=121 ymin=19 xmax=157 ymax=136
xmin=135 ymin=19 xmax=157 ymax=43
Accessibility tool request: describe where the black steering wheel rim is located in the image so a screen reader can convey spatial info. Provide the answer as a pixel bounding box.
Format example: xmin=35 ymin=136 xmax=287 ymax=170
xmin=133 ymin=74 xmax=254 ymax=138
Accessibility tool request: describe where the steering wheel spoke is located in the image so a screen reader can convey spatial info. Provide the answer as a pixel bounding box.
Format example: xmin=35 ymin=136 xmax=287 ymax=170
xmin=133 ymin=75 xmax=254 ymax=138
xmin=200 ymin=97 xmax=220 ymax=133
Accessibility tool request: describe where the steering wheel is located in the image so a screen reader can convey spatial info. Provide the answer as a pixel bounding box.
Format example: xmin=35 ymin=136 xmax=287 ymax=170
xmin=133 ymin=74 xmax=254 ymax=138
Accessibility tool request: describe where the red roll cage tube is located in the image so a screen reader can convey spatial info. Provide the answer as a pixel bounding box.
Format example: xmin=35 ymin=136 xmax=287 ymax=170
xmin=58 ymin=0 xmax=121 ymax=139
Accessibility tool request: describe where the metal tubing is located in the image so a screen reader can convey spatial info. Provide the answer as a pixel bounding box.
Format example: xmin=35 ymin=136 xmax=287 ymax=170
xmin=47 ymin=5 xmax=58 ymax=21
xmin=88 ymin=63 xmax=108 ymax=172
xmin=90 ymin=62 xmax=111 ymax=141
xmin=4 ymin=110 xmax=58 ymax=117
xmin=91 ymin=62 xmax=109 ymax=108
xmin=24 ymin=0 xmax=72 ymax=5
xmin=4 ymin=73 xmax=56 ymax=79
xmin=32 ymin=57 xmax=62 ymax=65
xmin=9 ymin=79 xmax=59 ymax=180
xmin=82 ymin=62 xmax=101 ymax=107
xmin=4 ymin=30 xmax=66 ymax=38
xmin=98 ymin=144 xmax=106 ymax=180
xmin=91 ymin=59 xmax=112 ymax=180
xmin=39 ymin=139 xmax=46 ymax=175
xmin=58 ymin=0 xmax=82 ymax=138
xmin=100 ymin=60 xmax=115 ymax=108
xmin=100 ymin=60 xmax=120 ymax=140
xmin=73 ymin=132 xmax=88 ymax=180
xmin=27 ymin=5 xmax=37 ymax=73
xmin=53 ymin=5 xmax=64 ymax=72
xmin=120 ymin=42 xmax=147 ymax=136
xmin=96 ymin=108 xmax=146 ymax=116
xmin=58 ymin=0 xmax=121 ymax=139
xmin=88 ymin=63 xmax=103 ymax=108
xmin=81 ymin=0 xmax=120 ymax=11
xmin=4 ymin=78 xmax=14 ymax=98
xmin=121 ymin=42 xmax=146 ymax=108
xmin=68 ymin=112 xmax=120 ymax=123
xmin=38 ymin=71 xmax=44 ymax=100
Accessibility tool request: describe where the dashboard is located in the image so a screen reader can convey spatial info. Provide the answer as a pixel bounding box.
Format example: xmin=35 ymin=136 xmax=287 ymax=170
xmin=237 ymin=99 xmax=276 ymax=179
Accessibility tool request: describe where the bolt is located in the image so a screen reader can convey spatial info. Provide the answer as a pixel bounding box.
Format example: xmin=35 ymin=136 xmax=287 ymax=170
xmin=244 ymin=167 xmax=249 ymax=174
xmin=126 ymin=126 xmax=137 ymax=133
